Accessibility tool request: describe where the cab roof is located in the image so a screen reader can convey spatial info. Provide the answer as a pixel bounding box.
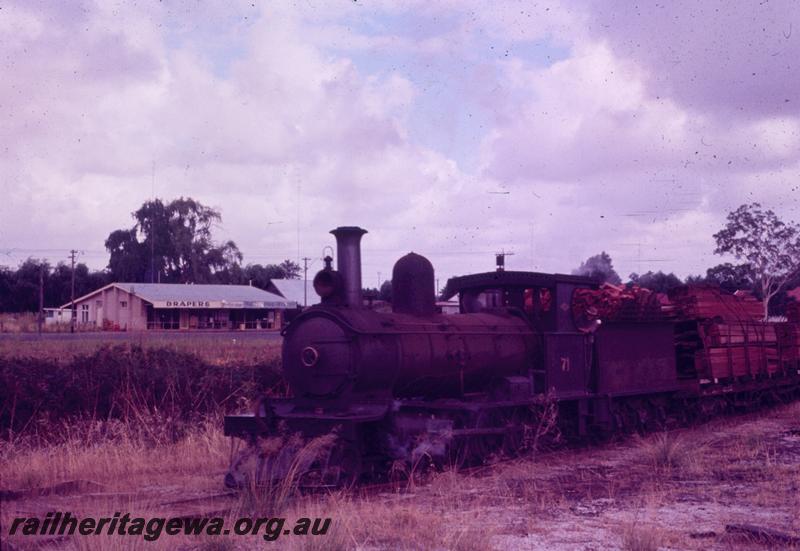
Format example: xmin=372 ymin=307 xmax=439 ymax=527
xmin=441 ymin=270 xmax=598 ymax=300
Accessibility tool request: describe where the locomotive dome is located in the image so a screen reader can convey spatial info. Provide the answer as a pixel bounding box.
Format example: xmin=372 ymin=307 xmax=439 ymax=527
xmin=392 ymin=252 xmax=436 ymax=316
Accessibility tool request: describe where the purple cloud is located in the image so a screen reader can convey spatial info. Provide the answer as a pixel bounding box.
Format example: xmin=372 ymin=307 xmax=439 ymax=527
xmin=1 ymin=0 xmax=798 ymax=286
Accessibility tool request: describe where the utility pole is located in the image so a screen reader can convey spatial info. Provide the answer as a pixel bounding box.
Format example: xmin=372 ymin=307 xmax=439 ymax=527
xmin=296 ymin=182 xmax=301 ymax=263
xmin=38 ymin=263 xmax=44 ymax=335
xmin=150 ymin=218 xmax=155 ymax=283
xmin=151 ymin=160 xmax=156 ymax=283
xmin=302 ymin=257 xmax=311 ymax=307
xmin=70 ymin=249 xmax=77 ymax=333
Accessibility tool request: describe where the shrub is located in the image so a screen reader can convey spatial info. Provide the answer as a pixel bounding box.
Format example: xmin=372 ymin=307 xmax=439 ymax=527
xmin=0 ymin=344 xmax=283 ymax=442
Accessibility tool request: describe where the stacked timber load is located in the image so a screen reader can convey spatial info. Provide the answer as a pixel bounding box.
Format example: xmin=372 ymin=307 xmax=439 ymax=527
xmin=668 ymin=285 xmax=763 ymax=322
xmin=668 ymin=285 xmax=783 ymax=381
xmin=571 ymin=283 xmax=668 ymax=324
xmin=701 ymin=322 xmax=777 ymax=346
xmin=696 ymin=346 xmax=777 ymax=378
xmin=657 ymin=292 xmax=678 ymax=318
xmin=694 ymin=319 xmax=780 ymax=378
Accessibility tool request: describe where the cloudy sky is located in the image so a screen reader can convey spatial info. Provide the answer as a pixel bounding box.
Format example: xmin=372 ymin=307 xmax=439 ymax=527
xmin=1 ymin=1 xmax=799 ymax=288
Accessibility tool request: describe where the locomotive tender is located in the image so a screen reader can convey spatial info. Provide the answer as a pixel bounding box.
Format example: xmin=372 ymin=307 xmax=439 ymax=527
xmin=224 ymin=227 xmax=800 ymax=487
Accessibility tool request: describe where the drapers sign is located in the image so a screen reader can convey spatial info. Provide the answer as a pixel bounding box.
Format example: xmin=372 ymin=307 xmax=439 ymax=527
xmin=150 ymin=300 xmax=297 ymax=309
xmin=165 ymin=300 xmax=212 ymax=308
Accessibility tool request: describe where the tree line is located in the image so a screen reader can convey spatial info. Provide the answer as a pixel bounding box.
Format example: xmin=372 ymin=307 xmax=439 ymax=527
xmin=1 ymin=200 xmax=798 ymax=316
xmin=1 ymin=197 xmax=301 ymax=312
xmin=572 ymin=203 xmax=800 ymax=318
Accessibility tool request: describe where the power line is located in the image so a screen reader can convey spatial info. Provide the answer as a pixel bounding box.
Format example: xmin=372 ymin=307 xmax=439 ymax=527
xmin=0 ymin=248 xmax=105 ymax=254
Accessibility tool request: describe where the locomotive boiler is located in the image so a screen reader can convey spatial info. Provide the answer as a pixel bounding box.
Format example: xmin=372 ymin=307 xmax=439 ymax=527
xmin=284 ymin=228 xmax=536 ymax=403
xmin=224 ymin=226 xmax=800 ymax=488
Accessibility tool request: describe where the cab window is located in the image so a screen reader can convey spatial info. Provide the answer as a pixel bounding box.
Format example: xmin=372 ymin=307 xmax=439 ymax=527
xmin=460 ymin=289 xmax=503 ymax=312
xmin=523 ymin=287 xmax=553 ymax=316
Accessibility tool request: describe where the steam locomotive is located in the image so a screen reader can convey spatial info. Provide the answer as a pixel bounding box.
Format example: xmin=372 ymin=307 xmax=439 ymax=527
xmin=224 ymin=227 xmax=800 ymax=487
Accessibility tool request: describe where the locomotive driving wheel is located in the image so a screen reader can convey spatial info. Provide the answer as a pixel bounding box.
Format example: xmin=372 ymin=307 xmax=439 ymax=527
xmin=301 ymin=437 xmax=362 ymax=489
xmin=452 ymin=409 xmax=503 ymax=468
xmin=498 ymin=409 xmax=527 ymax=458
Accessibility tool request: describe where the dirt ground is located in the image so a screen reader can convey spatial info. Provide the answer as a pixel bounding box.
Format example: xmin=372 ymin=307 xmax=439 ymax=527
xmin=2 ymin=402 xmax=799 ymax=550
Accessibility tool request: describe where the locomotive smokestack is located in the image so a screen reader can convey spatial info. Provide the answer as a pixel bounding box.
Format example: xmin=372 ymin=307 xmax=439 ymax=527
xmin=330 ymin=226 xmax=367 ymax=308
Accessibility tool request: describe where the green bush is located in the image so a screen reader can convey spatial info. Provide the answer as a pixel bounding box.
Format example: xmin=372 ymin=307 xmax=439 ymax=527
xmin=0 ymin=344 xmax=283 ymax=440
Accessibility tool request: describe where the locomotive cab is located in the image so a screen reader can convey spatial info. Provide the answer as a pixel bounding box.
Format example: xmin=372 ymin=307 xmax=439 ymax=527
xmin=442 ymin=270 xmax=597 ymax=331
xmin=442 ymin=271 xmax=598 ymax=401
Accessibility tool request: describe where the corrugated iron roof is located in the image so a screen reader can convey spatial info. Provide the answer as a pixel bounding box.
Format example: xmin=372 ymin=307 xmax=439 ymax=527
xmin=61 ymin=283 xmax=295 ymax=309
xmin=267 ymin=279 xmax=319 ymax=307
xmin=120 ymin=283 xmax=288 ymax=303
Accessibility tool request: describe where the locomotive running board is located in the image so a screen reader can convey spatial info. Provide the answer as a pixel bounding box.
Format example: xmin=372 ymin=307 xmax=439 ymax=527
xmin=224 ymin=402 xmax=389 ymax=438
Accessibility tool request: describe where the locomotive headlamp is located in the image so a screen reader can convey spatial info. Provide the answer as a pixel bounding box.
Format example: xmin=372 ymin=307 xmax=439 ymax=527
xmin=301 ymin=346 xmax=320 ymax=367
xmin=313 ymin=269 xmax=342 ymax=299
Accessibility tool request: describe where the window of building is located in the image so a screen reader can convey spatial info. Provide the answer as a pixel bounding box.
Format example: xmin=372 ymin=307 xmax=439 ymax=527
xmin=120 ymin=301 xmax=128 ymax=308
xmin=81 ymin=304 xmax=89 ymax=323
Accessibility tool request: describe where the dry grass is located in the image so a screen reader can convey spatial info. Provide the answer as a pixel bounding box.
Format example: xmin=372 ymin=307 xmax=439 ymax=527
xmin=232 ymin=431 xmax=341 ymax=515
xmin=0 ymin=312 xmax=86 ymax=333
xmin=278 ymin=494 xmax=498 ymax=551
xmin=620 ymin=522 xmax=665 ymax=551
xmin=1 ymin=417 xmax=234 ymax=550
xmin=2 ymin=401 xmax=799 ymax=550
xmin=0 ymin=312 xmax=39 ymax=333
xmin=0 ymin=416 xmax=230 ymax=491
xmin=635 ymin=431 xmax=699 ymax=474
